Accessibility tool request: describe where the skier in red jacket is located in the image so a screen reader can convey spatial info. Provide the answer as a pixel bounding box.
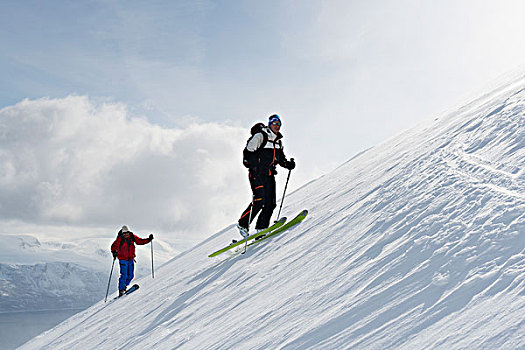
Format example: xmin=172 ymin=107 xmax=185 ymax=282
xmin=111 ymin=225 xmax=153 ymax=296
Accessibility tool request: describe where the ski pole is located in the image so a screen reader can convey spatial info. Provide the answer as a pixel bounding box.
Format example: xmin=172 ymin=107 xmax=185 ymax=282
xmin=276 ymin=158 xmax=293 ymax=221
xmin=104 ymin=257 xmax=116 ymax=303
xmin=151 ymin=239 xmax=155 ymax=279
xmin=242 ymin=195 xmax=255 ymax=254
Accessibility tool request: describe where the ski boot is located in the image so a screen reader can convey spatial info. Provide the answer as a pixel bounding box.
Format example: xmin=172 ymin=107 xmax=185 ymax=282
xmin=236 ymin=224 xmax=249 ymax=239
xmin=254 ymin=228 xmax=266 ymax=240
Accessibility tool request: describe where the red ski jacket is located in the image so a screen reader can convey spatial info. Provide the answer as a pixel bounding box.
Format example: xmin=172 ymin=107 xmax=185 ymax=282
xmin=111 ymin=233 xmax=150 ymax=260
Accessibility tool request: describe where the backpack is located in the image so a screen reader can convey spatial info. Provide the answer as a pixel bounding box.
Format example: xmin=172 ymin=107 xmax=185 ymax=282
xmin=242 ymin=123 xmax=268 ymax=168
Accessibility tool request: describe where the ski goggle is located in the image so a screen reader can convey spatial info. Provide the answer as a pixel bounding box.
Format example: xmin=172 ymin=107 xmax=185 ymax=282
xmin=271 ymin=121 xmax=281 ymax=126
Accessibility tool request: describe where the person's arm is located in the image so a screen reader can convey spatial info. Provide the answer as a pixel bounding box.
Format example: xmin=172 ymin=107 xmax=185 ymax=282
xmin=110 ymin=237 xmax=120 ymax=252
xmin=110 ymin=237 xmax=121 ymax=258
xmin=246 ymin=133 xmax=264 ymax=152
xmin=134 ymin=234 xmax=153 ymax=245
xmin=280 ymin=153 xmax=296 ymax=170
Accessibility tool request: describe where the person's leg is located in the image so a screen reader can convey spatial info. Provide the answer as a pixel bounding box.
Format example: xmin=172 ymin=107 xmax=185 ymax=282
xmin=238 ymin=173 xmax=265 ymax=229
xmin=125 ymin=259 xmax=135 ymax=287
xmin=118 ymin=260 xmax=129 ymax=291
xmin=255 ymin=176 xmax=276 ymax=230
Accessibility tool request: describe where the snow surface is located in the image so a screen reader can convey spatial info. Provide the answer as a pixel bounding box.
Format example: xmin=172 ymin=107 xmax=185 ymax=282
xmin=20 ymin=75 xmax=524 ymax=349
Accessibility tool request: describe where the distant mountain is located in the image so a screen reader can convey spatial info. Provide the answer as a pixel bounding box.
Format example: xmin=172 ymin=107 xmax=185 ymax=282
xmin=0 ymin=234 xmax=179 ymax=312
xmin=21 ymin=74 xmax=524 ymax=349
xmin=0 ymin=262 xmax=107 ymax=311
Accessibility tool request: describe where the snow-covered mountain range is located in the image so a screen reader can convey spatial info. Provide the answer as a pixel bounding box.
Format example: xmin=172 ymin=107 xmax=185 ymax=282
xmin=20 ymin=74 xmax=524 ymax=349
xmin=0 ymin=233 xmax=179 ymax=312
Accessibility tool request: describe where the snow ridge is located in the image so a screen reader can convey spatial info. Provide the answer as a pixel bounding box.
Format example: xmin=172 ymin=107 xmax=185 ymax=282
xmin=20 ymin=75 xmax=525 ymax=349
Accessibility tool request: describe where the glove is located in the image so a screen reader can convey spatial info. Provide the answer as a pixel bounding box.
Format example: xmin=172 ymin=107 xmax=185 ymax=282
xmin=283 ymin=158 xmax=296 ymax=170
xmin=112 ymin=251 xmax=118 ymax=259
xmin=149 ymin=234 xmax=154 ymax=241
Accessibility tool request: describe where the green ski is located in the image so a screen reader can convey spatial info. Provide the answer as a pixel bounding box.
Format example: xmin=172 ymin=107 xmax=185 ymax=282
xmin=208 ymin=217 xmax=287 ymax=257
xmin=248 ymin=209 xmax=308 ymax=247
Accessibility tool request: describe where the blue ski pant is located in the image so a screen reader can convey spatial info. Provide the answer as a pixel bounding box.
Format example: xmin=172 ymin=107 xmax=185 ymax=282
xmin=118 ymin=259 xmax=135 ymax=290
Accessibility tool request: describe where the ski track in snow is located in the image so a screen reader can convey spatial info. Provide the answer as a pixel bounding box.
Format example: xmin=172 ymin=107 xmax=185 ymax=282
xmin=19 ymin=75 xmax=525 ymax=349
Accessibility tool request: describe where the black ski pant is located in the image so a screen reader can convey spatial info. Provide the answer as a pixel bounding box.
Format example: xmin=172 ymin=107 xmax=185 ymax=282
xmin=238 ymin=171 xmax=276 ymax=230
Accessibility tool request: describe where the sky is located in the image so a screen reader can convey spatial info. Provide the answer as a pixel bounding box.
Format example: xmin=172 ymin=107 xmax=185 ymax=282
xmin=1 ymin=0 xmax=525 ymax=246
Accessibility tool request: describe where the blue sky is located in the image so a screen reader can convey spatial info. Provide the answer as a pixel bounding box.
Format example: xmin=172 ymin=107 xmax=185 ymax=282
xmin=1 ymin=0 xmax=525 ymax=243
xmin=3 ymin=1 xmax=525 ymax=130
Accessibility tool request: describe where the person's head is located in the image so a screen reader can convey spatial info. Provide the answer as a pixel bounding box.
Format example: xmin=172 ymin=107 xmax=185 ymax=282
xmin=268 ymin=114 xmax=281 ymax=134
xmin=121 ymin=225 xmax=131 ymax=237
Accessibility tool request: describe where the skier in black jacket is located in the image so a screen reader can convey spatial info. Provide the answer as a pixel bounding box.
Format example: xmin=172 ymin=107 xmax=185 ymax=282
xmin=237 ymin=114 xmax=295 ymax=237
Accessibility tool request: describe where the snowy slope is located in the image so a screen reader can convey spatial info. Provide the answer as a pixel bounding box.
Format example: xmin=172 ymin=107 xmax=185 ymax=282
xmin=21 ymin=75 xmax=524 ymax=349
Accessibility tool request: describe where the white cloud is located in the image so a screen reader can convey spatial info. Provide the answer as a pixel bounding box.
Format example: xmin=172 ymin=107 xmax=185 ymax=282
xmin=0 ymin=96 xmax=250 ymax=241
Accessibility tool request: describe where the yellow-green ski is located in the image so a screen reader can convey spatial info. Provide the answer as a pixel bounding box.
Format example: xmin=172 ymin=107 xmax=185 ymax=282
xmin=248 ymin=209 xmax=308 ymax=247
xmin=208 ymin=217 xmax=287 ymax=257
